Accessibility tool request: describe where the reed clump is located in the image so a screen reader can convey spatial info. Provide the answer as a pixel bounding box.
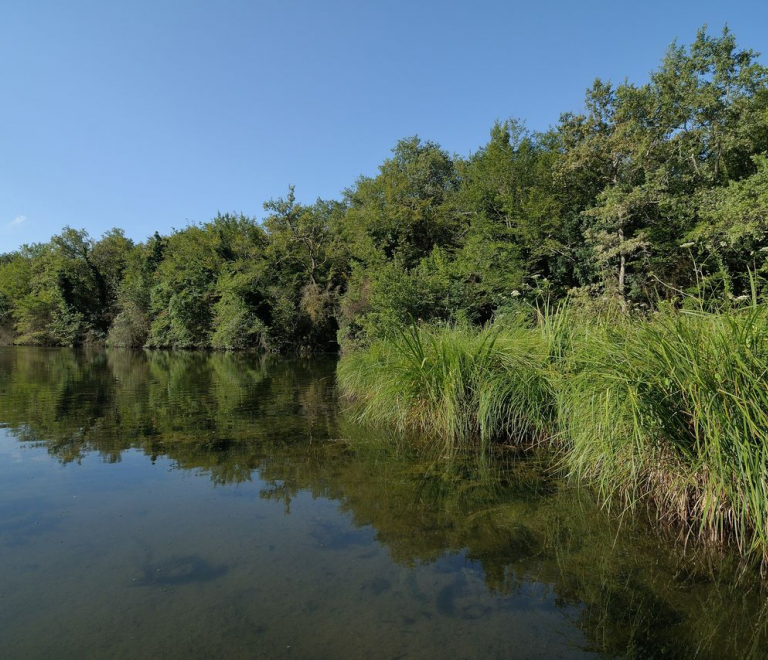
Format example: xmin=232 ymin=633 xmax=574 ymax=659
xmin=338 ymin=303 xmax=768 ymax=565
xmin=560 ymin=305 xmax=768 ymax=564
xmin=337 ymin=323 xmax=556 ymax=454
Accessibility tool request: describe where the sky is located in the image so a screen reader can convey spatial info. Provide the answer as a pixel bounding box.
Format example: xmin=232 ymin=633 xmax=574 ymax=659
xmin=2 ymin=0 xmax=767 ymax=252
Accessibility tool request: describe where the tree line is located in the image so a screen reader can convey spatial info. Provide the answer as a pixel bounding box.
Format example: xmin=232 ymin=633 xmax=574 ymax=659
xmin=2 ymin=27 xmax=767 ymax=351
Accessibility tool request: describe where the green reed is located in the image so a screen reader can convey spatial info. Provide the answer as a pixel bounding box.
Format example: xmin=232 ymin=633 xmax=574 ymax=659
xmin=560 ymin=305 xmax=768 ymax=563
xmin=338 ymin=302 xmax=768 ymax=565
xmin=337 ymin=322 xmax=556 ymax=455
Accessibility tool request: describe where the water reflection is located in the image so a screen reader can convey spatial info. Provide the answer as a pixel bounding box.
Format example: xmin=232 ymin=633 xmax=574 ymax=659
xmin=0 ymin=347 xmax=766 ymax=659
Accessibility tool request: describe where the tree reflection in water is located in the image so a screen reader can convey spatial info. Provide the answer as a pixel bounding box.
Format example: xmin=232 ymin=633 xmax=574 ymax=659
xmin=0 ymin=346 xmax=766 ymax=659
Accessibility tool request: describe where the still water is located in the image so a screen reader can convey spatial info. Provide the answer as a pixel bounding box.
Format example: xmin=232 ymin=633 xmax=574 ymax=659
xmin=0 ymin=347 xmax=766 ymax=659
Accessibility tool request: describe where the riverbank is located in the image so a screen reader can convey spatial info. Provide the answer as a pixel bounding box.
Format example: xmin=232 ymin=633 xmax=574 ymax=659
xmin=337 ymin=304 xmax=768 ymax=567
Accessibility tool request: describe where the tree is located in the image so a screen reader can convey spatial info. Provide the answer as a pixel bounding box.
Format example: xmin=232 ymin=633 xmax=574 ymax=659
xmin=263 ymin=190 xmax=348 ymax=350
xmin=342 ymin=137 xmax=459 ymax=268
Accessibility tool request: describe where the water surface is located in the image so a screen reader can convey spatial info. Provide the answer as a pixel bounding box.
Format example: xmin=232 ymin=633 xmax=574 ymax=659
xmin=0 ymin=347 xmax=765 ymax=659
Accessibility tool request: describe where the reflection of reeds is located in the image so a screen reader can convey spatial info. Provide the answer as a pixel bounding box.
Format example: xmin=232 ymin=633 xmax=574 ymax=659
xmin=326 ymin=436 xmax=768 ymax=659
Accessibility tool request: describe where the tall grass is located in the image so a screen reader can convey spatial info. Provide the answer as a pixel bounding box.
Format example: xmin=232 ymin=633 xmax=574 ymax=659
xmin=337 ymin=323 xmax=556 ymax=454
xmin=560 ymin=305 xmax=768 ymax=563
xmin=338 ymin=302 xmax=768 ymax=565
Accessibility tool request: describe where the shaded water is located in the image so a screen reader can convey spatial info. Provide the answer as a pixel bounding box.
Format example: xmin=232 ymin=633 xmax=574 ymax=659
xmin=0 ymin=347 xmax=766 ymax=659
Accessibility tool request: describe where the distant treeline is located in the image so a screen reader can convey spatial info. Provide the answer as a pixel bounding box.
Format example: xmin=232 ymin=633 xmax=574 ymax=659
xmin=2 ymin=27 xmax=767 ymax=351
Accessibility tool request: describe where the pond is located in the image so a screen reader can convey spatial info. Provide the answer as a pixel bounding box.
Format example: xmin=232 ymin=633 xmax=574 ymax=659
xmin=0 ymin=347 xmax=765 ymax=659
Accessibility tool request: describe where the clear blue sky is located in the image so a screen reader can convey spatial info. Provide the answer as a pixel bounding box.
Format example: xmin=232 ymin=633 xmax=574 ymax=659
xmin=2 ymin=0 xmax=767 ymax=252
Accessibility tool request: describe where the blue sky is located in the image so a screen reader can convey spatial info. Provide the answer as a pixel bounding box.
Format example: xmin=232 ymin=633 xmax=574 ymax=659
xmin=2 ymin=0 xmax=767 ymax=251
